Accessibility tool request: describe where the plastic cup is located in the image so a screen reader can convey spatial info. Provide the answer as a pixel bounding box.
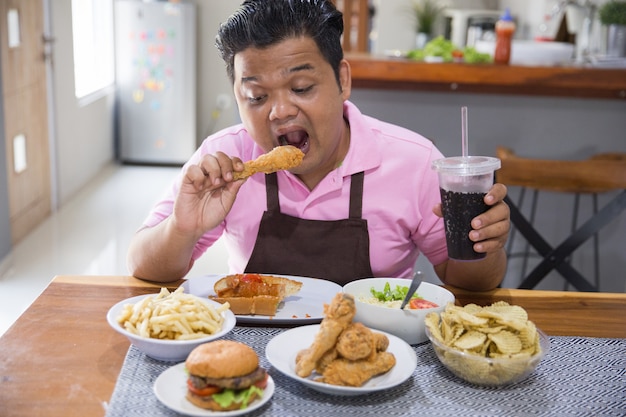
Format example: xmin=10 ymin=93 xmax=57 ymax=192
xmin=431 ymin=156 xmax=501 ymax=261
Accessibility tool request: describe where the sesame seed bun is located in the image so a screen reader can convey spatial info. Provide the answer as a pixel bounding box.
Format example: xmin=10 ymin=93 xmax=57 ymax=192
xmin=185 ymin=340 xmax=258 ymax=379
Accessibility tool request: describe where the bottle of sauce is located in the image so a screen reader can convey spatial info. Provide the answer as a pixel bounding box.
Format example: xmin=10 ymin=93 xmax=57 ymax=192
xmin=494 ymin=8 xmax=516 ymax=65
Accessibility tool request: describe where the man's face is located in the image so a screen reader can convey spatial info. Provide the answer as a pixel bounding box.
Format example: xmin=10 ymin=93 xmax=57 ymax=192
xmin=233 ymin=36 xmax=351 ymax=189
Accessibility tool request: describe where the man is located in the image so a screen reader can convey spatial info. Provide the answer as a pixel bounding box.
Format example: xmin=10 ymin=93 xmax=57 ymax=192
xmin=127 ymin=0 xmax=510 ymax=291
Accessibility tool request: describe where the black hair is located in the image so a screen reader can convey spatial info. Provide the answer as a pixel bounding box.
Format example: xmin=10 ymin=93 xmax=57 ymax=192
xmin=215 ymin=0 xmax=344 ymax=84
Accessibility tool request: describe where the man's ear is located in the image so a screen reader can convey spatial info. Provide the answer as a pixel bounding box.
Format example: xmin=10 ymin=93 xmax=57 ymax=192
xmin=338 ymin=59 xmax=351 ymax=100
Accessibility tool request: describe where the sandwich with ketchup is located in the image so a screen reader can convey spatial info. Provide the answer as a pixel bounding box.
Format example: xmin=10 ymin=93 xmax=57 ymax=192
xmin=211 ymin=273 xmax=303 ymax=316
xmin=185 ymin=340 xmax=268 ymax=411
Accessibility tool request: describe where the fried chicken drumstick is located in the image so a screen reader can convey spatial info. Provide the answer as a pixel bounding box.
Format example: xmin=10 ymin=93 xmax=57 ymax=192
xmin=295 ymin=293 xmax=397 ymax=387
xmin=295 ymin=293 xmax=356 ymax=378
xmin=233 ymin=145 xmax=304 ymax=180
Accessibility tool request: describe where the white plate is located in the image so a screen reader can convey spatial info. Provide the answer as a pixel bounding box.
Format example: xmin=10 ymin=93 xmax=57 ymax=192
xmin=265 ymin=324 xmax=417 ymax=395
xmin=153 ymin=362 xmax=275 ymax=416
xmin=182 ymin=274 xmax=342 ymax=325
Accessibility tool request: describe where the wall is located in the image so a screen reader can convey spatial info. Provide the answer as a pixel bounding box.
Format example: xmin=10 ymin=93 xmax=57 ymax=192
xmin=51 ymin=0 xmax=115 ymax=206
xmin=189 ymin=0 xmax=241 ymax=140
xmin=0 ymin=53 xmax=10 ymax=271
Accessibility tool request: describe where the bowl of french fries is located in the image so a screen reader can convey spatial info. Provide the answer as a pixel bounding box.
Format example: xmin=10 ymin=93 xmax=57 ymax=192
xmin=424 ymin=302 xmax=549 ymax=386
xmin=107 ymin=288 xmax=236 ymax=362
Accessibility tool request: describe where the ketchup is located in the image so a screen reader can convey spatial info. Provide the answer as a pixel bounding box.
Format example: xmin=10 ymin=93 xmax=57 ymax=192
xmin=494 ymin=8 xmax=516 ymax=65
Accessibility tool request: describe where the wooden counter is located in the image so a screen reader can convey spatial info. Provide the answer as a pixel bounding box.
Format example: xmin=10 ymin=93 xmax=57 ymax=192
xmin=1 ymin=275 xmax=625 ymax=416
xmin=346 ymin=53 xmax=626 ymax=100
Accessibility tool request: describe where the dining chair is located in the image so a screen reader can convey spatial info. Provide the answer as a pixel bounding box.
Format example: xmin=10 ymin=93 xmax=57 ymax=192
xmin=332 ymin=0 xmax=371 ymax=52
xmin=495 ymin=146 xmax=626 ymax=292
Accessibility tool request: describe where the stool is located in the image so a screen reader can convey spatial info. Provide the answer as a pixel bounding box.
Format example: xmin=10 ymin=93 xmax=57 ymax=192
xmin=495 ymin=147 xmax=626 ymax=292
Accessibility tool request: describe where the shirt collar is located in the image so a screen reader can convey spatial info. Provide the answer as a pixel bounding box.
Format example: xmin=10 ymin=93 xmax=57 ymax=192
xmin=339 ymin=101 xmax=383 ymax=177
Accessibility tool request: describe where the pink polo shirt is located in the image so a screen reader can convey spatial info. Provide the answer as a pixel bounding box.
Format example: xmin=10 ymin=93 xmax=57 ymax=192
xmin=144 ymin=101 xmax=448 ymax=278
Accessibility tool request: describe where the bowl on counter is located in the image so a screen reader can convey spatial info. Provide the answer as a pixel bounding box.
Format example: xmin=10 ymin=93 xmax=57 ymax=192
xmin=106 ymin=293 xmax=236 ymax=362
xmin=474 ymin=40 xmax=575 ymax=66
xmin=342 ymin=278 xmax=455 ymax=345
xmin=425 ymin=325 xmax=549 ymax=386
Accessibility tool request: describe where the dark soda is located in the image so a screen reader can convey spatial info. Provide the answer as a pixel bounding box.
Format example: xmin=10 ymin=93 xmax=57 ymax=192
xmin=439 ymin=188 xmax=489 ymax=261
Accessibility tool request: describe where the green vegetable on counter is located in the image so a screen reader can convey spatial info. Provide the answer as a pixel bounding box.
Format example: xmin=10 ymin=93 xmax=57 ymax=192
xmin=406 ymin=36 xmax=492 ymax=64
xmin=463 ymin=46 xmax=493 ymax=64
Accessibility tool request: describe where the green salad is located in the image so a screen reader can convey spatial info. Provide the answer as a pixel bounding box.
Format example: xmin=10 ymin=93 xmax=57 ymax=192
xmin=370 ymin=282 xmax=421 ymax=302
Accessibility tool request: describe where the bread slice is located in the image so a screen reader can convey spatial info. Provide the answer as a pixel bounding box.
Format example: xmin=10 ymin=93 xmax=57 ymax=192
xmin=210 ymin=295 xmax=281 ymax=316
xmin=213 ymin=274 xmax=302 ymax=298
xmin=211 ymin=274 xmax=303 ymax=316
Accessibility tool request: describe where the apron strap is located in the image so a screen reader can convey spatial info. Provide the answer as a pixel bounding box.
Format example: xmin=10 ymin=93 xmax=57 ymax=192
xmin=264 ymin=171 xmax=365 ymax=219
xmin=349 ymin=171 xmax=364 ymax=219
xmin=265 ymin=173 xmax=279 ymax=212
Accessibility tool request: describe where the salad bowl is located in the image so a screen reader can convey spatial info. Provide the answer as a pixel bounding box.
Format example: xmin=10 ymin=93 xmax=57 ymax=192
xmin=343 ymin=278 xmax=455 ymax=345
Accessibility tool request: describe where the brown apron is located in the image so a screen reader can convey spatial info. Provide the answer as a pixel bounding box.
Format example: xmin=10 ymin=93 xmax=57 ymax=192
xmin=245 ymin=172 xmax=373 ymax=285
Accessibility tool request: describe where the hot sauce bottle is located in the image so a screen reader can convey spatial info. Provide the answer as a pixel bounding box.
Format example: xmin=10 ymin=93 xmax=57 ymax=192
xmin=494 ymin=8 xmax=516 ymax=65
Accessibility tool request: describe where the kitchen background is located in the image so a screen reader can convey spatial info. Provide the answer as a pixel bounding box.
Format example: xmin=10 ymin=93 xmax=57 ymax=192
xmin=1 ymin=0 xmax=625 ymax=296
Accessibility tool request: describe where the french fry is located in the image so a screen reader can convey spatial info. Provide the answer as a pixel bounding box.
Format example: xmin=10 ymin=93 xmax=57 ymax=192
xmin=116 ymin=287 xmax=230 ymax=340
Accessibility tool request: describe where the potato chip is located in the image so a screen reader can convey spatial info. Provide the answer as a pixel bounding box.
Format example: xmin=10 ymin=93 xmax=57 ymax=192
xmin=488 ymin=330 xmax=522 ymax=354
xmin=454 ymin=330 xmax=487 ymax=351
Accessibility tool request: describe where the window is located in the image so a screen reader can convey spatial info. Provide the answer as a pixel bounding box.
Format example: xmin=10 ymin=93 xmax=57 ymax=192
xmin=71 ymin=0 xmax=114 ymax=99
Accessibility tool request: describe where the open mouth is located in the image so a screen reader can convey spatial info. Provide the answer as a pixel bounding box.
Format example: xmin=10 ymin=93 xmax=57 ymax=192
xmin=279 ymin=130 xmax=310 ymax=154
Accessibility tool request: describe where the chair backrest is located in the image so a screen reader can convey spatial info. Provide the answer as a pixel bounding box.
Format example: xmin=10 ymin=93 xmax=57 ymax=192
xmin=333 ymin=0 xmax=370 ymax=52
xmin=496 ymin=146 xmax=626 ymax=194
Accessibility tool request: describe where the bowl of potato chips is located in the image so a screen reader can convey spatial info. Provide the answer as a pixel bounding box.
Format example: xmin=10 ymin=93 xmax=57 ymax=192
xmin=424 ymin=301 xmax=549 ymax=386
xmin=343 ymin=278 xmax=455 ymax=345
xmin=107 ymin=288 xmax=236 ymax=361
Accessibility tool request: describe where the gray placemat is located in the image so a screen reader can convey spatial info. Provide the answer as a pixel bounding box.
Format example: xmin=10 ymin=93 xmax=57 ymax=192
xmin=105 ymin=328 xmax=626 ymax=417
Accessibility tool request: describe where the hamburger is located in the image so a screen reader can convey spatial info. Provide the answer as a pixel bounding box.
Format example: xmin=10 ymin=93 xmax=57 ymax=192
xmin=185 ymin=340 xmax=268 ymax=411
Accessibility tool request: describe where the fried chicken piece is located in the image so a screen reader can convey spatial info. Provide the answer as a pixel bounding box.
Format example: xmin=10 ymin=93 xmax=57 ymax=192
xmin=373 ymin=331 xmax=390 ymax=352
xmin=336 ymin=322 xmax=376 ymax=361
xmin=295 ymin=293 xmax=356 ymax=377
xmin=314 ymin=348 xmax=339 ymax=374
xmin=233 ymin=145 xmax=304 ymax=180
xmin=319 ymin=351 xmax=397 ymax=387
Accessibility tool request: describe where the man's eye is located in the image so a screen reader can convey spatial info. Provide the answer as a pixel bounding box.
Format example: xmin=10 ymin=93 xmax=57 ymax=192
xmin=293 ymin=85 xmax=314 ymax=94
xmin=248 ymin=95 xmax=266 ymax=104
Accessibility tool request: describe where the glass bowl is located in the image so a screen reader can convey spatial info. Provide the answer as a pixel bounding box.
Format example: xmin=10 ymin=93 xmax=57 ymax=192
xmin=425 ymin=325 xmax=549 ymax=386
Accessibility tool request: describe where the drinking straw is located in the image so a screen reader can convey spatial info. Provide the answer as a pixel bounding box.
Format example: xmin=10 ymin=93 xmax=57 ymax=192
xmin=461 ymin=106 xmax=469 ymax=158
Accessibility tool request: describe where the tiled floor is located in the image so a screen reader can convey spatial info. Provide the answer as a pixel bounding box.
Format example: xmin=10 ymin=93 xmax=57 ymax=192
xmin=0 ymin=163 xmax=229 ymax=336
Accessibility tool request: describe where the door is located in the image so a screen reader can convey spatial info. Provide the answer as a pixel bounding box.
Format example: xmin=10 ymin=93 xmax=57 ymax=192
xmin=0 ymin=0 xmax=52 ymax=243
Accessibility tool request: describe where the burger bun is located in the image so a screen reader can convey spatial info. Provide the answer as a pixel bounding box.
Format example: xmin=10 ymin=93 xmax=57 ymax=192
xmin=186 ymin=340 xmax=258 ymax=379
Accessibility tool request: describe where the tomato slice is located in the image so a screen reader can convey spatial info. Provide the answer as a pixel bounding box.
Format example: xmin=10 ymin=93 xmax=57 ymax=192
xmin=409 ymin=298 xmax=438 ymax=310
xmin=187 ymin=379 xmax=222 ymax=397
xmin=253 ymin=373 xmax=269 ymax=389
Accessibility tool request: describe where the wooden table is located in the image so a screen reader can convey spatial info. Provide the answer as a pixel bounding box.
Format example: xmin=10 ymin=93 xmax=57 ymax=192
xmin=1 ymin=275 xmax=625 ymax=417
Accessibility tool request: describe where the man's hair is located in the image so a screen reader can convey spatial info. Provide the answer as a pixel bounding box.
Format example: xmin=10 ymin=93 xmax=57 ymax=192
xmin=215 ymin=0 xmax=344 ymax=84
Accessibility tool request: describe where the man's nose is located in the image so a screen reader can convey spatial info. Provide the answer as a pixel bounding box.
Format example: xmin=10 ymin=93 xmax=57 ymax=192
xmin=269 ymin=93 xmax=298 ymax=121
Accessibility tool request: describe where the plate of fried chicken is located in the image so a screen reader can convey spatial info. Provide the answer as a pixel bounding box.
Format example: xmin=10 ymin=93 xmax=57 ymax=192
xmin=265 ymin=293 xmax=417 ymax=395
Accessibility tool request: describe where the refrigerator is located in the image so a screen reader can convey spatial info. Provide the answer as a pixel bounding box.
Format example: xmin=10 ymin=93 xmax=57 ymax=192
xmin=114 ymin=0 xmax=196 ymax=164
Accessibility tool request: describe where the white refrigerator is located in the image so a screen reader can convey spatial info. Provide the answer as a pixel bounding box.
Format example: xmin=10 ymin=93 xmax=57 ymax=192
xmin=114 ymin=0 xmax=196 ymax=164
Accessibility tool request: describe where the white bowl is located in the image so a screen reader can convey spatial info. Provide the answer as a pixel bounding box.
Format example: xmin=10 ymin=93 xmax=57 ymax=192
xmin=342 ymin=278 xmax=455 ymax=345
xmin=106 ymin=293 xmax=236 ymax=362
xmin=474 ymin=40 xmax=574 ymax=66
